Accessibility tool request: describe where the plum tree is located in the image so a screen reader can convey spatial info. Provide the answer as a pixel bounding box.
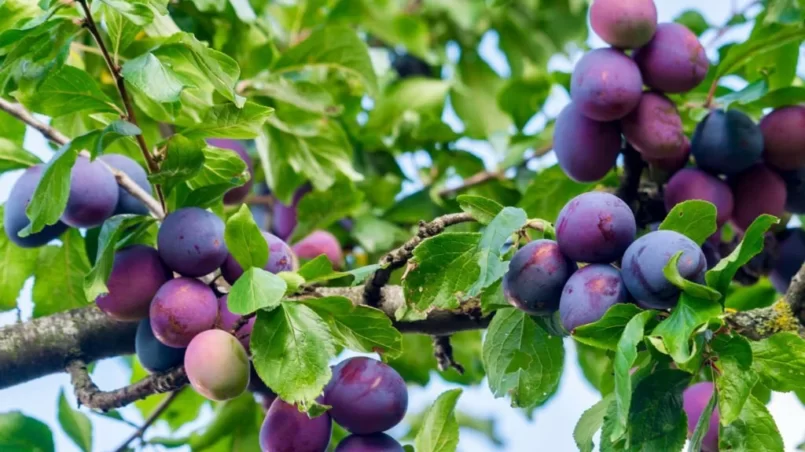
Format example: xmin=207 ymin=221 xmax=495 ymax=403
xmin=770 ymin=229 xmax=805 ymax=293
xmin=260 ymin=399 xmax=332 ymax=452
xmin=292 ymin=230 xmax=343 ymax=268
xmin=324 ymin=357 xmax=408 ymax=435
xmin=553 ymin=102 xmax=622 ymax=183
xmin=569 ymin=48 xmax=643 ymax=121
xmin=760 ymin=106 xmax=805 ymax=171
xmin=589 ymin=0 xmax=657 ymax=49
xmin=184 ymin=329 xmax=250 ymax=401
xmin=559 ymin=264 xmax=629 ymax=332
xmin=682 ymin=382 xmax=719 ymax=452
xmin=208 ymin=139 xmax=254 ymax=205
xmin=633 ymin=22 xmax=708 ymax=93
xmin=621 ymin=230 xmax=706 ymax=309
xmin=62 ymin=157 xmax=119 ymax=228
xmin=96 ymin=245 xmax=172 ymax=321
xmin=335 ymin=434 xmax=404 ymax=452
xmin=220 ymin=231 xmax=297 ymax=284
xmin=272 ymin=186 xmax=310 ymax=241
xmin=3 ymin=165 xmax=68 ymax=248
xmin=664 ymin=168 xmax=734 ymax=226
xmin=621 ymin=91 xmax=686 ymax=158
xmin=135 ymin=318 xmax=185 ymax=373
xmin=216 ymin=294 xmax=255 ymax=349
xmin=149 ymin=277 xmax=218 ymax=348
xmin=502 ymin=240 xmax=577 ymax=314
xmin=691 ymin=109 xmax=764 ymax=175
xmin=556 ymin=192 xmax=636 ymax=263
xmin=157 ymin=207 xmax=228 ymax=277
xmin=98 ymin=154 xmax=151 ymax=215
xmin=730 ymin=164 xmax=786 ymax=232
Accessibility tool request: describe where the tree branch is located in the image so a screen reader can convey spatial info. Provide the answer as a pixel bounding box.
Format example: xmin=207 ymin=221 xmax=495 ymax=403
xmin=432 ymin=335 xmax=464 ymax=374
xmin=113 ymin=389 xmax=182 ymax=452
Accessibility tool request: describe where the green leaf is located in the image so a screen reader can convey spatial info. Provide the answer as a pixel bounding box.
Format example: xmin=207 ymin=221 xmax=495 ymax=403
xmin=182 ymin=143 xmax=249 ymax=208
xmin=713 ymin=334 xmax=757 ymax=424
xmin=719 ymin=395 xmax=784 ymax=451
xmin=745 ymin=86 xmax=805 ymax=109
xmin=228 ymin=268 xmax=287 ymax=315
xmin=350 ymin=215 xmax=408 ymax=254
xmin=0 ymin=411 xmax=54 ymax=452
xmin=627 ymin=370 xmax=690 ymax=451
xmin=414 ymin=389 xmax=462 ymax=452
xmin=574 ymin=395 xmax=613 ymax=452
xmin=403 ymin=233 xmax=482 ymax=312
xmin=577 ymin=343 xmax=615 ymax=396
xmin=251 ymin=77 xmax=341 ymax=116
xmin=650 ymin=293 xmax=722 ymax=364
xmin=20 ymin=65 xmax=119 ymax=117
xmin=611 ymin=310 xmax=656 ymax=441
xmin=296 ymin=255 xmax=342 ymax=282
xmin=182 ymin=102 xmax=274 ymax=139
xmin=251 ymin=302 xmax=335 ymax=406
xmin=519 ymin=165 xmax=601 ymax=222
xmin=572 ymin=304 xmax=644 ymax=351
xmin=83 ymin=121 xmax=142 ymax=159
xmin=366 ymin=78 xmax=450 ymax=133
xmin=0 ymin=138 xmax=41 ymax=173
xmin=122 ymin=53 xmax=186 ymax=103
xmin=706 ymin=214 xmax=779 ymax=295
xmin=32 ymin=230 xmax=91 ymax=317
xmin=225 ymin=205 xmax=267 ymax=271
xmin=750 ymin=331 xmax=805 ymax=392
xmin=103 ymin=5 xmax=141 ymax=61
xmin=147 ymin=134 xmax=205 ymax=194
xmin=18 ymin=141 xmax=79 ymax=237
xmin=675 ymin=9 xmax=709 ymax=36
xmin=131 ymin=360 xmax=206 ymax=431
xmin=482 ymin=308 xmax=564 ymax=408
xmin=301 ymin=296 xmax=403 ymax=358
xmin=291 ymin=181 xmax=363 ymax=242
xmin=273 ymin=26 xmax=378 ymax=94
xmin=0 ymin=206 xmax=39 ymax=312
xmin=663 ymin=252 xmax=722 ymax=301
xmin=689 ymin=387 xmax=717 ymax=452
xmin=717 ymin=79 xmax=769 ymax=108
xmin=98 ymin=0 xmax=154 ymax=26
xmin=451 ymin=51 xmax=511 ymax=139
xmin=457 ymin=195 xmax=504 ymax=225
xmin=658 ymin=200 xmax=718 ymax=246
xmin=0 ymin=109 xmax=27 ymax=147
xmin=57 ymin=389 xmax=92 ymax=452
xmin=498 ymin=75 xmax=553 ymax=130
xmin=716 ymin=25 xmax=805 ymax=78
xmin=469 ymin=207 xmax=527 ymax=296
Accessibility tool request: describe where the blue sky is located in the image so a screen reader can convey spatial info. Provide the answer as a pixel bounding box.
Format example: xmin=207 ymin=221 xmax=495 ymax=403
xmin=3 ymin=1 xmax=805 ymax=451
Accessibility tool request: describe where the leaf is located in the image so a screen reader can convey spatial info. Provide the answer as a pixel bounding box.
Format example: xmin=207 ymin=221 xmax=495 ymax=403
xmin=0 ymin=411 xmax=54 ymax=452
xmin=301 ymin=296 xmax=403 ymax=358
xmin=182 ymin=144 xmax=249 ymax=208
xmin=103 ymin=5 xmax=141 ymax=61
xmin=82 ymin=121 xmax=142 ymax=159
xmin=18 ymin=140 xmax=79 ymax=237
xmin=251 ymin=302 xmax=335 ymax=406
xmin=57 ymin=389 xmax=92 ymax=452
xmin=0 ymin=109 xmax=26 ymax=146
xmin=122 ymin=53 xmax=186 ymax=103
xmin=469 ymin=207 xmax=527 ymax=296
xmin=574 ymin=395 xmax=613 ymax=452
xmin=717 ymin=79 xmax=769 ymax=108
xmin=182 ymin=102 xmax=274 ymax=139
xmin=519 ymin=165 xmax=603 ymax=222
xmin=0 ymin=206 xmax=39 ymax=312
xmin=712 ymin=334 xmax=757 ymax=425
xmin=750 ymin=331 xmax=805 ymax=392
xmin=98 ymin=0 xmax=154 ymax=26
xmin=414 ymin=389 xmax=462 ymax=452
xmin=147 ymin=134 xmax=205 ymax=194
xmin=252 ymin=77 xmax=341 ymax=116
xmin=403 ymin=233 xmax=482 ymax=312
xmin=273 ymin=26 xmax=378 ymax=94
xmin=228 ymin=0 xmax=255 ymax=22
xmin=20 ymin=65 xmax=119 ymax=117
xmin=675 ymin=9 xmax=709 ymax=36
xmin=611 ymin=310 xmax=655 ymax=441
xmin=745 ymin=86 xmax=805 ymax=109
xmin=32 ymin=230 xmax=91 ymax=317
xmin=706 ymin=214 xmax=779 ymax=295
xmin=225 ymin=205 xmax=267 ymax=271
xmin=482 ymin=308 xmax=564 ymax=408
xmin=572 ymin=304 xmax=644 ymax=351
xmin=688 ymin=387 xmax=717 ymax=452
xmin=366 ymin=78 xmax=451 ymax=133
xmin=663 ymin=252 xmax=722 ymax=301
xmin=228 ymin=268 xmax=287 ymax=315
xmin=650 ymin=293 xmax=722 ymax=364
xmin=498 ymin=75 xmax=553 ymax=130
xmin=0 ymin=138 xmax=41 ymax=173
xmin=130 ymin=360 xmax=206 ymax=431
xmin=457 ymin=195 xmax=504 ymax=225
xmin=718 ymin=396 xmax=784 ymax=451
xmin=450 ymin=50 xmax=511 ymax=139
xmin=658 ymin=200 xmax=718 ymax=246
xmin=291 ymin=180 xmax=363 ymax=242
xmin=716 ymin=25 xmax=805 ymax=78
xmin=627 ymin=370 xmax=690 ymax=451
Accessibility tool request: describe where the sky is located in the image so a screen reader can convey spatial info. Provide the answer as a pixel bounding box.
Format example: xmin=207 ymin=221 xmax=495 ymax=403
xmin=3 ymin=1 xmax=805 ymax=451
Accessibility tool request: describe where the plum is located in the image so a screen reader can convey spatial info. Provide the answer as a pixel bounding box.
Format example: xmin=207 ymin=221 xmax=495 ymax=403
xmin=683 ymin=382 xmax=719 ymax=452
xmin=149 ymin=277 xmax=218 ymax=347
xmin=502 ymin=240 xmax=577 ymax=314
xmin=260 ymin=399 xmax=332 ymax=452
xmin=220 ymin=231 xmax=297 ymax=284
xmin=4 ymin=165 xmax=68 ymax=248
xmin=96 ymin=245 xmax=172 ymax=321
xmin=570 ymin=48 xmax=643 ymax=121
xmin=324 ymin=357 xmax=408 ymax=435
xmin=621 ymin=230 xmax=707 ymax=309
xmin=556 ymin=192 xmax=636 ymax=263
xmin=589 ymin=0 xmax=657 ymax=49
xmin=770 ymin=229 xmax=805 ymax=293
xmin=702 ymin=241 xmax=721 ymax=270
xmin=335 ymin=434 xmax=404 ymax=452
xmin=560 ymin=264 xmax=629 ymax=332
xmin=553 ymin=102 xmax=622 ymax=183
xmin=208 ymin=139 xmax=254 ymax=205
xmin=62 ymin=156 xmax=119 ymax=228
xmin=272 ymin=186 xmax=310 ymax=241
xmin=621 ymin=91 xmax=686 ymax=159
xmin=185 ymin=329 xmax=250 ymax=401
xmin=781 ymin=168 xmax=805 ymax=214
xmin=644 ymin=136 xmax=690 ymax=173
xmin=292 ymin=230 xmax=343 ymax=269
xmin=216 ymin=294 xmax=255 ymax=349
xmin=730 ymin=164 xmax=786 ymax=232
xmin=135 ymin=318 xmax=185 ymax=373
xmin=691 ymin=109 xmax=763 ymax=176
xmin=157 ymin=207 xmax=228 ymax=277
xmin=99 ymin=154 xmax=151 ymax=215
xmin=664 ymin=168 xmax=734 ymax=226
xmin=760 ymin=106 xmax=805 ymax=171
xmin=633 ymin=22 xmax=709 ymax=93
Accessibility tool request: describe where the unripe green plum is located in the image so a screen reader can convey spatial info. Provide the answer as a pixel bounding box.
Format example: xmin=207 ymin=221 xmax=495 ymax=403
xmin=184 ymin=329 xmax=250 ymax=401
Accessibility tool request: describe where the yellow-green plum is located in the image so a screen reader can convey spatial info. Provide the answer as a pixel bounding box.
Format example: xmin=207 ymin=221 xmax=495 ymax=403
xmin=184 ymin=329 xmax=250 ymax=401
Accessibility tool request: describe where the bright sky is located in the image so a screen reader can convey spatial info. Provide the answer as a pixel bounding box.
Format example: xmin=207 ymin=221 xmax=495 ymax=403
xmin=3 ymin=1 xmax=805 ymax=451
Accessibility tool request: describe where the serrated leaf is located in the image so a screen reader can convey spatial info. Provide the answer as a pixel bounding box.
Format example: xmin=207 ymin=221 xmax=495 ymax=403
xmin=228 ymin=267 xmax=286 ymax=315
xmin=103 ymin=5 xmax=140 ymax=61
xmin=182 ymin=102 xmax=274 ymax=139
xmin=0 ymin=206 xmax=39 ymax=312
xmin=0 ymin=411 xmax=54 ymax=452
xmin=482 ymin=308 xmax=564 ymax=407
xmin=650 ymin=293 xmax=722 ymax=364
xmin=225 ymin=205 xmax=267 ymax=271
xmin=20 ymin=65 xmax=119 ymax=117
xmin=574 ymin=395 xmax=613 ymax=452
xmin=57 ymin=389 xmax=92 ymax=452
xmin=251 ymin=302 xmax=335 ymax=405
xmin=712 ymin=334 xmax=757 ymax=425
xmin=663 ymin=252 xmax=722 ymax=301
xmin=251 ymin=77 xmax=341 ymax=116
xmin=182 ymin=144 xmax=248 ymax=208
xmin=147 ymin=134 xmax=205 ymax=194
xmin=291 ymin=180 xmax=363 ymax=242
xmin=0 ymin=138 xmax=41 ymax=173
xmin=659 ymin=200 xmax=718 ymax=246
xmin=32 ymin=230 xmax=91 ymax=317
xmin=627 ymin=370 xmax=690 ymax=451
xmin=414 ymin=389 xmax=462 ymax=452
xmin=706 ymin=214 xmax=779 ymax=295
xmin=572 ymin=304 xmax=644 ymax=351
xmin=468 ymin=206 xmax=527 ymax=296
xmin=750 ymin=332 xmax=805 ymax=392
xmin=301 ymin=296 xmax=403 ymax=358
xmin=98 ymin=0 xmax=154 ymax=26
xmin=611 ymin=310 xmax=656 ymax=441
xmin=457 ymin=195 xmax=504 ymax=225
xmin=719 ymin=395 xmax=784 ymax=451
xmin=122 ymin=53 xmax=186 ymax=103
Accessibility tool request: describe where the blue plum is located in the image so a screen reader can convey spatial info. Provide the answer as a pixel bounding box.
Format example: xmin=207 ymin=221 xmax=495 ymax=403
xmin=335 ymin=434 xmax=404 ymax=452
xmin=691 ymin=109 xmax=763 ymax=176
xmin=63 ymin=157 xmax=119 ymax=228
xmin=96 ymin=245 xmax=172 ymax=321
xmin=770 ymin=229 xmax=805 ymax=293
xmin=99 ymin=154 xmax=151 ymax=215
xmin=553 ymin=102 xmax=622 ymax=183
xmin=158 ymin=207 xmax=228 ymax=277
xmin=4 ymin=165 xmax=68 ymax=248
xmin=135 ymin=318 xmax=185 ymax=373
xmin=272 ymin=186 xmax=310 ymax=241
xmin=260 ymin=399 xmax=332 ymax=452
xmin=560 ymin=264 xmax=629 ymax=332
xmin=502 ymin=240 xmax=577 ymax=314
xmin=556 ymin=192 xmax=636 ymax=263
xmin=781 ymin=168 xmax=805 ymax=214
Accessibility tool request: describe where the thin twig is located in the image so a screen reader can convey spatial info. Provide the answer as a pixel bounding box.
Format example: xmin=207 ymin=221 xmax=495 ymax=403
xmin=114 ymin=389 xmax=183 ymax=452
xmin=230 ymin=312 xmax=257 ymax=336
xmin=245 ymin=194 xmax=275 ymax=208
xmin=0 ymin=97 xmax=69 ymax=145
xmin=432 ymin=335 xmax=464 ymax=374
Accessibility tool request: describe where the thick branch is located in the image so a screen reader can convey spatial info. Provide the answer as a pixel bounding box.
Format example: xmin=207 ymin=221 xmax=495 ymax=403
xmin=725 ymin=300 xmax=804 ymax=340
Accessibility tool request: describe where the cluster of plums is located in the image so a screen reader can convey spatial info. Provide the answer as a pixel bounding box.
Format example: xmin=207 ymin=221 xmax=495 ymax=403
xmin=260 ymin=357 xmax=409 ymax=452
